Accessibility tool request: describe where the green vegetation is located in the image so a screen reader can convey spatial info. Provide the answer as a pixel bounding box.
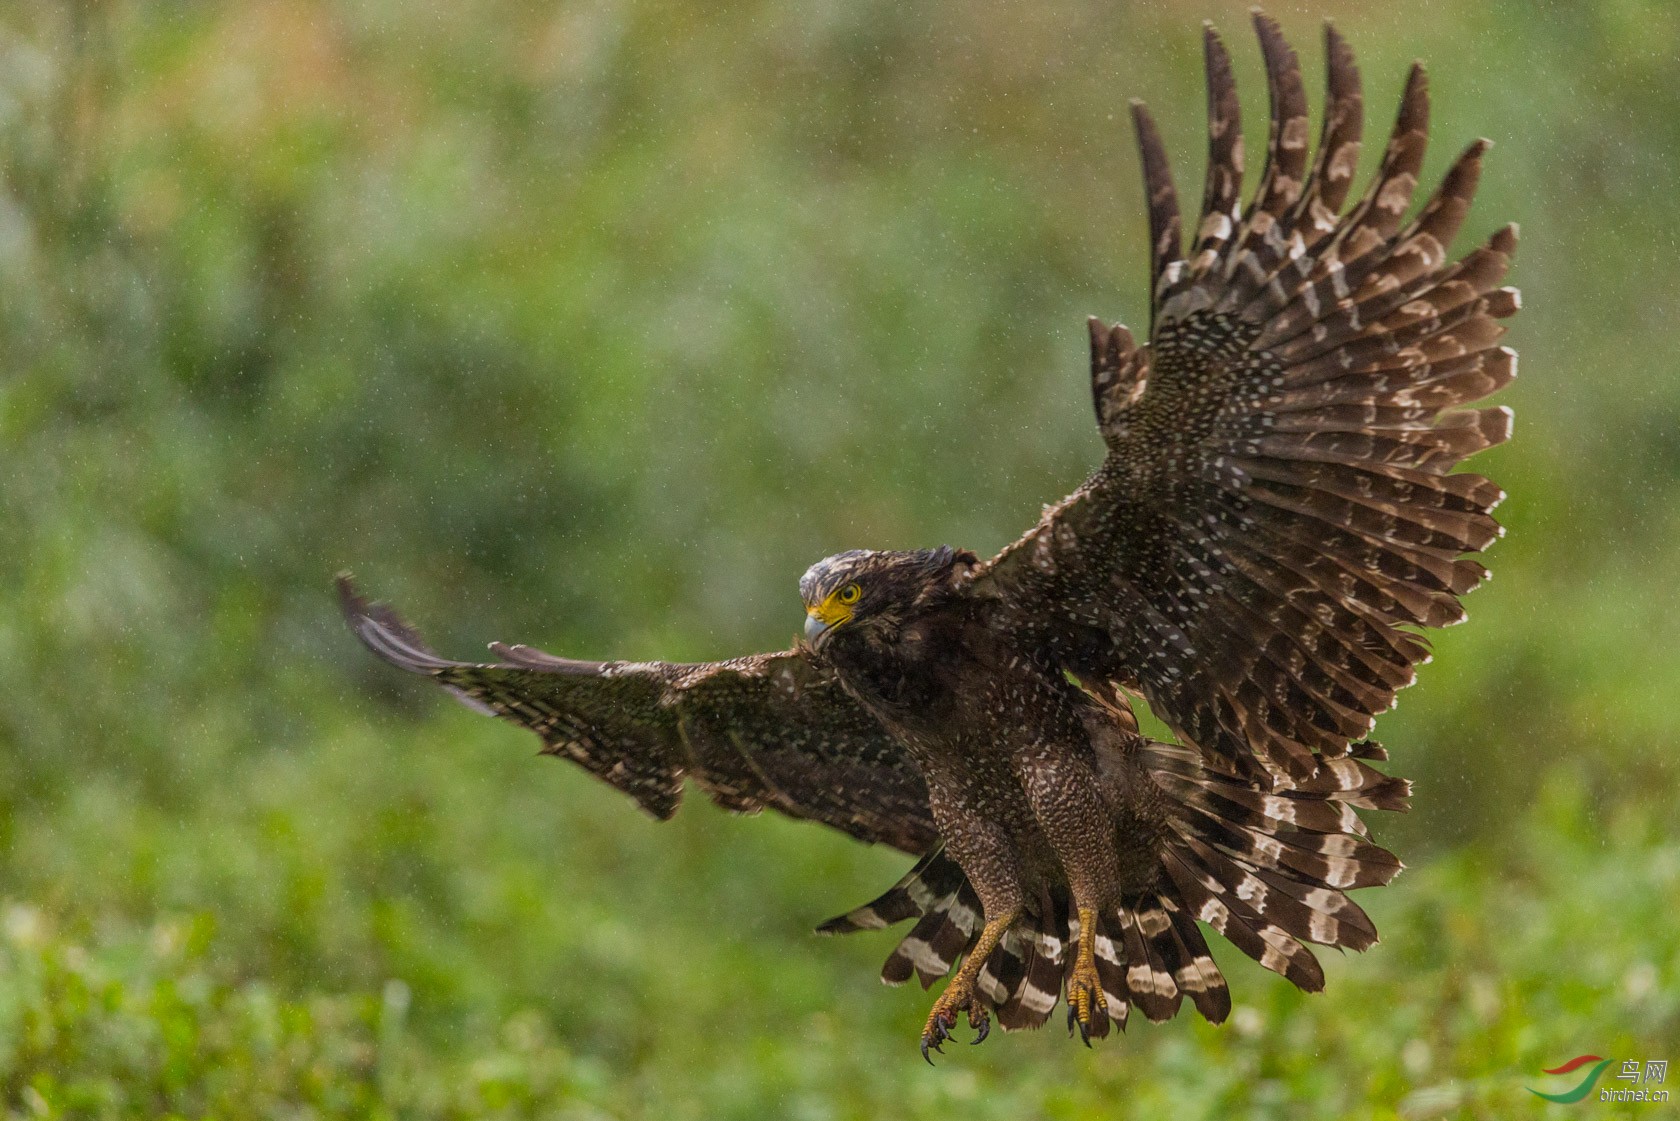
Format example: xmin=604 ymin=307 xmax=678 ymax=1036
xmin=1 ymin=1 xmax=1676 ymax=1117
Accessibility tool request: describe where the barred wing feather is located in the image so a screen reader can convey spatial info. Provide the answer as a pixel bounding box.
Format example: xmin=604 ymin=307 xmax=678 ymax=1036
xmin=339 ymin=576 xmax=938 ymax=853
xmin=967 ymin=14 xmax=1516 ymax=783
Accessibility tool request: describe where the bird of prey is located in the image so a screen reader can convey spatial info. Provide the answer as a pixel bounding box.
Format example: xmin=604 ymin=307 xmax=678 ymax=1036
xmin=342 ymin=12 xmax=1516 ymax=1058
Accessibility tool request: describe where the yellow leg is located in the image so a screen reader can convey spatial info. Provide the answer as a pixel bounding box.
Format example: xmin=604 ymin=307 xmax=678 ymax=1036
xmin=920 ymin=910 xmax=1017 ymax=1061
xmin=1066 ymin=906 xmax=1110 ymax=1044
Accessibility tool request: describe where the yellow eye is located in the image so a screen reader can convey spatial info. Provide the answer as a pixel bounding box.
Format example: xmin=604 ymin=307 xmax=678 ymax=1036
xmin=837 ymin=583 xmax=861 ymax=605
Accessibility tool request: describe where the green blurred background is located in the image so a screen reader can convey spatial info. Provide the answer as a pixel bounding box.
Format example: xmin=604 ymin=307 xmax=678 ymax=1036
xmin=1 ymin=0 xmax=1677 ymax=1117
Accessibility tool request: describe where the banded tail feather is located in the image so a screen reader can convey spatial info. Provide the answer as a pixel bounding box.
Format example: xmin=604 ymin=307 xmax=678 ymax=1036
xmin=821 ymin=737 xmax=1404 ymax=1030
xmin=990 ymin=912 xmax=1072 ymax=1032
xmin=823 ymin=853 xmax=1075 ymax=1032
xmin=817 ymin=848 xmax=982 ymax=988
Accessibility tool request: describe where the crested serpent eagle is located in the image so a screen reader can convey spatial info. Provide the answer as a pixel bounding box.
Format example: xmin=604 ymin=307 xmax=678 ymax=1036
xmin=341 ymin=13 xmax=1517 ymax=1057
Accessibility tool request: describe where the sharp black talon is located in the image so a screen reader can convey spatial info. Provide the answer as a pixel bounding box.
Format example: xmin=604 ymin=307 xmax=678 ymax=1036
xmin=971 ymin=1018 xmax=991 ymax=1045
xmin=1078 ymin=1018 xmax=1092 ymax=1047
xmin=1066 ymin=1005 xmax=1077 ymax=1035
xmin=921 ymin=1038 xmax=934 ymax=1065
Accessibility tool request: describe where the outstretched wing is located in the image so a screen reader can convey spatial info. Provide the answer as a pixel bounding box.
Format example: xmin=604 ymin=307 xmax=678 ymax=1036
xmin=966 ymin=15 xmax=1516 ymax=783
xmin=339 ymin=577 xmax=937 ymax=853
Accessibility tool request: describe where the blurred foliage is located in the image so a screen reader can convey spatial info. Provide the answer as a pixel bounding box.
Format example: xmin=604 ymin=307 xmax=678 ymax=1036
xmin=0 ymin=0 xmax=1677 ymax=1116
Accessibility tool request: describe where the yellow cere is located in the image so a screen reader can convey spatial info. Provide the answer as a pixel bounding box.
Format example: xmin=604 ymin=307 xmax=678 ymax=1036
xmin=808 ymin=585 xmax=859 ymax=628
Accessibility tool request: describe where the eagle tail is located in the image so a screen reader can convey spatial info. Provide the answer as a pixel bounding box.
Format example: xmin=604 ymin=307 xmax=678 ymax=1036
xmin=1078 ymin=894 xmax=1231 ymax=1035
xmin=819 ymin=850 xmax=1074 ymax=1033
xmin=820 ymin=853 xmax=1229 ymax=1034
xmin=817 ymin=738 xmax=1405 ymax=1032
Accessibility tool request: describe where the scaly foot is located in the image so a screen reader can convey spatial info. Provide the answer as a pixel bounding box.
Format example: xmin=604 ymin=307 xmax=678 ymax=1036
xmin=1065 ymin=908 xmax=1110 ymax=1045
xmin=916 ymin=911 xmax=1015 ymax=1061
xmin=920 ymin=977 xmax=991 ymax=1062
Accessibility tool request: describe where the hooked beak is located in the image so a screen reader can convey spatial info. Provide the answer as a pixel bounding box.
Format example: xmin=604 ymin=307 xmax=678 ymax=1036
xmin=803 ymin=612 xmax=829 ymax=642
xmin=803 ymin=594 xmax=853 ymax=643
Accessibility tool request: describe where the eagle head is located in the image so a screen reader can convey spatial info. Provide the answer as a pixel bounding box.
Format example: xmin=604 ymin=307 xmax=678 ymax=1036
xmin=799 ymin=546 xmax=974 ymax=646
